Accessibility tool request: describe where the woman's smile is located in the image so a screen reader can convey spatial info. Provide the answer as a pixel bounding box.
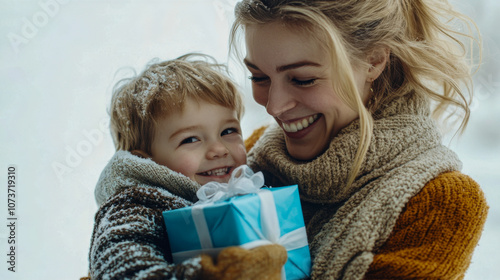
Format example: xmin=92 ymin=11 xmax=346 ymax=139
xmin=281 ymin=114 xmax=319 ymax=133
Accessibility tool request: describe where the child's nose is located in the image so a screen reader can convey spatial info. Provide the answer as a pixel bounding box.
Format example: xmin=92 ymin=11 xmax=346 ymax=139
xmin=206 ymin=141 xmax=229 ymax=159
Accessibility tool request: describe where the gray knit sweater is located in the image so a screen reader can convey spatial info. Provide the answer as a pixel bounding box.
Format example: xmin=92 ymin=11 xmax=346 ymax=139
xmin=88 ymin=151 xmax=202 ymax=280
xmin=247 ymin=93 xmax=465 ymax=279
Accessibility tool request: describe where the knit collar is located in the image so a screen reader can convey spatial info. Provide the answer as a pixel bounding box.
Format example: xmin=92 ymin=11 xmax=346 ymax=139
xmin=248 ymin=92 xmax=457 ymax=204
xmin=94 ymin=150 xmax=200 ymax=206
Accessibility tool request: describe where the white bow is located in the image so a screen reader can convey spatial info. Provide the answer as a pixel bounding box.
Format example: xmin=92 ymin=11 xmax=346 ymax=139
xmin=195 ymin=165 xmax=265 ymax=204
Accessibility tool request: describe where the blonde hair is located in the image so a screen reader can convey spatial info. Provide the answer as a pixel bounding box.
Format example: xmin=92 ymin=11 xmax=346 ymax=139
xmin=231 ymin=0 xmax=480 ymax=187
xmin=109 ymin=53 xmax=244 ymax=154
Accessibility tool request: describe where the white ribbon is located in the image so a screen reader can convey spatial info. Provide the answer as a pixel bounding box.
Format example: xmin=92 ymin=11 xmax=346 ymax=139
xmin=173 ymin=167 xmax=308 ymax=279
xmin=195 ymin=165 xmax=265 ymax=204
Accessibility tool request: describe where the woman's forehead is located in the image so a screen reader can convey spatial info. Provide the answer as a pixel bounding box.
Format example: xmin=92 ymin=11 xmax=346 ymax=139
xmin=244 ymin=22 xmax=328 ymax=70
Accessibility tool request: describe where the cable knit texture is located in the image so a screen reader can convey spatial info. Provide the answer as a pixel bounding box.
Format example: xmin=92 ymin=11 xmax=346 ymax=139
xmin=366 ymin=171 xmax=488 ymax=279
xmin=246 ymin=92 xmax=488 ymax=279
xmin=88 ymin=151 xmax=202 ymax=280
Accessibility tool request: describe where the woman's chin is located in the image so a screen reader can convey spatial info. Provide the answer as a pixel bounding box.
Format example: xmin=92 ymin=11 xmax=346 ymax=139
xmin=284 ymin=141 xmax=324 ymax=161
xmin=282 ymin=119 xmax=329 ymax=161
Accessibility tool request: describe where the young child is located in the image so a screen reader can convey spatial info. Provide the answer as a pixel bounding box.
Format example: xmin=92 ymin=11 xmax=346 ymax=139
xmin=87 ymin=54 xmax=286 ymax=280
xmin=94 ymin=53 xmax=247 ymax=206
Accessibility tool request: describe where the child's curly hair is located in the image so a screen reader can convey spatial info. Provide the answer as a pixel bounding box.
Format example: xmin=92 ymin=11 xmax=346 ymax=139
xmin=109 ymin=53 xmax=244 ymax=154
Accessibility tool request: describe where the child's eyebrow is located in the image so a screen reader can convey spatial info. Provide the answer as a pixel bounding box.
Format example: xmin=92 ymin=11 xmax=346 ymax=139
xmin=169 ymin=125 xmax=202 ymax=140
xmin=225 ymin=118 xmax=240 ymax=125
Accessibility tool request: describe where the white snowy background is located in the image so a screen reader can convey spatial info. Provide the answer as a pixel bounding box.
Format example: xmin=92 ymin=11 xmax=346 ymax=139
xmin=0 ymin=0 xmax=498 ymax=279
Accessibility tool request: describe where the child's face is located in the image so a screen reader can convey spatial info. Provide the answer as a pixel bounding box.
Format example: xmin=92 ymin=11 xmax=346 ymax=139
xmin=150 ymin=98 xmax=247 ymax=185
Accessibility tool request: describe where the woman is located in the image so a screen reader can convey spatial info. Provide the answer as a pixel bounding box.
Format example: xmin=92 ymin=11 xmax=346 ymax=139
xmin=232 ymin=0 xmax=488 ymax=279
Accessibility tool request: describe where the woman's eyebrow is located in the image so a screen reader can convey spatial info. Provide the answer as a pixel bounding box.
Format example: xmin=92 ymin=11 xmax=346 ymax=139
xmin=244 ymin=58 xmax=260 ymax=70
xmin=276 ymin=61 xmax=321 ymax=73
xmin=244 ymin=58 xmax=320 ymax=73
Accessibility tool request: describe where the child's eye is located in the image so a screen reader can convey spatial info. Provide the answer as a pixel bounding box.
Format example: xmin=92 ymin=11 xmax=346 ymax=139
xmin=292 ymin=78 xmax=316 ymax=86
xmin=221 ymin=128 xmax=238 ymax=136
xmin=180 ymin=137 xmax=199 ymax=145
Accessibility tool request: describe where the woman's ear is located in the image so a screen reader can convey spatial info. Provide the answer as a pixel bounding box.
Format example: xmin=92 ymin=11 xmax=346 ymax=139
xmin=366 ymin=48 xmax=390 ymax=82
xmin=131 ymin=150 xmax=151 ymax=159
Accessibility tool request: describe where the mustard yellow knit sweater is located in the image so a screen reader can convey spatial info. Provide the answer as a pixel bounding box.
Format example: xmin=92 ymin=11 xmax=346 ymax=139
xmin=366 ymin=171 xmax=487 ymax=279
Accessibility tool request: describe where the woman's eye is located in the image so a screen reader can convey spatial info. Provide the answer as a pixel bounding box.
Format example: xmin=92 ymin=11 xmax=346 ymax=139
xmin=180 ymin=137 xmax=199 ymax=145
xmin=293 ymin=78 xmax=316 ymax=86
xmin=248 ymin=76 xmax=269 ymax=84
xmin=221 ymin=128 xmax=238 ymax=136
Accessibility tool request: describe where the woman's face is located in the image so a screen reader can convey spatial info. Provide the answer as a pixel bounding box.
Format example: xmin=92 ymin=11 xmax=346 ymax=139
xmin=244 ymin=22 xmax=371 ymax=160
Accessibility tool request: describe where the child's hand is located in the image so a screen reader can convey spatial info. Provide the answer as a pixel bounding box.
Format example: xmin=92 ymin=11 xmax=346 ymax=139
xmin=200 ymin=244 xmax=287 ymax=280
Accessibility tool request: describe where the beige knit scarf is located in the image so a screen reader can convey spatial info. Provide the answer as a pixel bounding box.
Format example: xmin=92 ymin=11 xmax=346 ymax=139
xmin=94 ymin=150 xmax=200 ymax=206
xmin=247 ymin=93 xmax=462 ymax=279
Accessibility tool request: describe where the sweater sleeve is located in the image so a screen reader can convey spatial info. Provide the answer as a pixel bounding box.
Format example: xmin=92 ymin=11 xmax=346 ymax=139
xmin=89 ymin=185 xmax=202 ymax=280
xmin=365 ymin=171 xmax=488 ymax=280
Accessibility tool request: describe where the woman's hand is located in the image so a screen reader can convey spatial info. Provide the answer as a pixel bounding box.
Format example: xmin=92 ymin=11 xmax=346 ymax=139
xmin=200 ymin=244 xmax=287 ymax=280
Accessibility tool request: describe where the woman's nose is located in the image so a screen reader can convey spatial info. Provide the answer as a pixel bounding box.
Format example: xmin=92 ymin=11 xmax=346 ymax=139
xmin=206 ymin=141 xmax=229 ymax=159
xmin=266 ymin=83 xmax=295 ymax=117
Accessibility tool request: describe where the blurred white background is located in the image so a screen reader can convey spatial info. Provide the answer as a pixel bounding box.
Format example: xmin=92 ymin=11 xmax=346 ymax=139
xmin=0 ymin=1 xmax=498 ymax=279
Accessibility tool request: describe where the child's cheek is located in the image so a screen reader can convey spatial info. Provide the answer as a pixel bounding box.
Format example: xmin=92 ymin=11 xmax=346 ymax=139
xmin=236 ymin=143 xmax=247 ymax=165
xmin=169 ymin=153 xmax=201 ymax=180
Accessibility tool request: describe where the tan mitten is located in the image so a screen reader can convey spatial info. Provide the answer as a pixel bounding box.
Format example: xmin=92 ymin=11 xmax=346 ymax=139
xmin=201 ymin=244 xmax=287 ymax=280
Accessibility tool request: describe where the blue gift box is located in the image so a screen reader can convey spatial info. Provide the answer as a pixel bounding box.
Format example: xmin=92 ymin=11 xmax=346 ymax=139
xmin=162 ymin=185 xmax=311 ymax=280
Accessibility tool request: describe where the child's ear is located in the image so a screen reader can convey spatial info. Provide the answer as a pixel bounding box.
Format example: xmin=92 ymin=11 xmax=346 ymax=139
xmin=131 ymin=150 xmax=151 ymax=159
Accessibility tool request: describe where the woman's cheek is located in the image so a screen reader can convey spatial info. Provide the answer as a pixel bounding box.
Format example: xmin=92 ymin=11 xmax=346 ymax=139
xmin=252 ymin=86 xmax=268 ymax=107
